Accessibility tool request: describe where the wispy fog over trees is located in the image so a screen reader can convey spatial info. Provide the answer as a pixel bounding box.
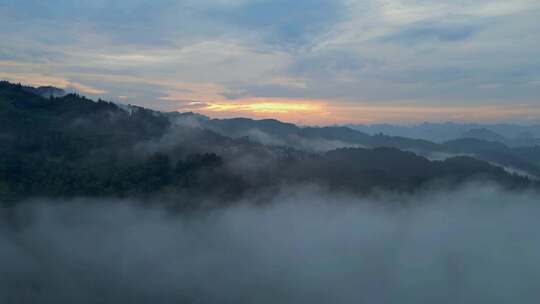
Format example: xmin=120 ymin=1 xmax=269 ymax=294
xmin=1 ymin=81 xmax=537 ymax=206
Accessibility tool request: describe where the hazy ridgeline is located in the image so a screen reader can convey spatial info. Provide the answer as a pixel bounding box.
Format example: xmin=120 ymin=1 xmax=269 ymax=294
xmin=2 ymin=81 xmax=538 ymax=205
xmin=2 ymin=184 xmax=540 ymax=304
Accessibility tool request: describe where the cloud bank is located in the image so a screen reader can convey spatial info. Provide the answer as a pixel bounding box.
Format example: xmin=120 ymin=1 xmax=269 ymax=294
xmin=1 ymin=0 xmax=539 ymax=123
xmin=2 ymin=184 xmax=540 ymax=303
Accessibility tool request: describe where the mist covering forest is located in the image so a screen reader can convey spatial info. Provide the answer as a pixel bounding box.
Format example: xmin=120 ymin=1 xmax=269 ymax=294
xmin=2 ymin=81 xmax=540 ymax=303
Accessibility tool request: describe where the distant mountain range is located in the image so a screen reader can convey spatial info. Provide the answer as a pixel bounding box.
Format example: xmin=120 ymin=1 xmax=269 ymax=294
xmin=346 ymin=122 xmax=540 ymax=147
xmin=1 ymin=81 xmax=538 ymax=205
xmin=170 ymin=112 xmax=540 ymax=178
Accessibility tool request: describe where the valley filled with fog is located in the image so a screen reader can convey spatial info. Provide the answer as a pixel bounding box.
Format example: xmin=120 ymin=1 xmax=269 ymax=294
xmin=2 ymin=184 xmax=540 ymax=304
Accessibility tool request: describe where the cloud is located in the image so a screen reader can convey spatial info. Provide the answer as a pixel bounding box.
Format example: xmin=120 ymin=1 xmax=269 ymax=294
xmin=1 ymin=0 xmax=539 ymax=123
xmin=204 ymin=0 xmax=346 ymax=48
xmin=176 ymin=97 xmax=330 ymax=124
xmin=2 ymin=184 xmax=540 ymax=303
xmin=0 ymin=72 xmax=107 ymax=95
xmin=381 ymin=22 xmax=481 ymax=44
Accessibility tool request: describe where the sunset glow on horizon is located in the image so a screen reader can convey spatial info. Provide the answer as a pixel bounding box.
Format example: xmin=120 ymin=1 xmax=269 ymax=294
xmin=204 ymin=102 xmax=322 ymax=114
xmin=1 ymin=0 xmax=539 ymax=124
xmin=176 ymin=97 xmax=540 ymax=125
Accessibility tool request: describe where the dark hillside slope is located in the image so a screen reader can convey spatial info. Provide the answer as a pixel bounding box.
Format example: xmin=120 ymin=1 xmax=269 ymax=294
xmin=0 ymin=81 xmax=535 ymax=205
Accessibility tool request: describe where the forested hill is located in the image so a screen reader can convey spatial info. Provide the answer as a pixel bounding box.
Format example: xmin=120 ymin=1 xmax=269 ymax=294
xmin=0 ymin=81 xmax=536 ymax=206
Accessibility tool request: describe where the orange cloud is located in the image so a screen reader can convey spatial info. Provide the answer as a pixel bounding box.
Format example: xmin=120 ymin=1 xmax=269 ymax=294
xmin=204 ymin=101 xmax=323 ymax=114
xmin=176 ymin=97 xmax=329 ymax=124
xmin=0 ymin=72 xmax=107 ymax=95
xmin=181 ymin=98 xmax=540 ymax=125
xmin=2 ymin=68 xmax=537 ymax=125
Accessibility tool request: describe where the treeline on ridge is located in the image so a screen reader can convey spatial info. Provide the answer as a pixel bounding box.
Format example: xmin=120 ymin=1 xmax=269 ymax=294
xmin=0 ymin=81 xmax=536 ymax=206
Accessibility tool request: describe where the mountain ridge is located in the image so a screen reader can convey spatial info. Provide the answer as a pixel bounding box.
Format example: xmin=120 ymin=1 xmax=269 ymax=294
xmin=0 ymin=81 xmax=537 ymax=205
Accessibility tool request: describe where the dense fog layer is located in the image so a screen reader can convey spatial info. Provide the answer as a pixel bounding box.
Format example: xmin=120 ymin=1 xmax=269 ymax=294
xmin=2 ymin=184 xmax=540 ymax=304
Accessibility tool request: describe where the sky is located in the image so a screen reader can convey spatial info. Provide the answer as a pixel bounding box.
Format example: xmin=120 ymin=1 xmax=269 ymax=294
xmin=1 ymin=0 xmax=539 ymax=125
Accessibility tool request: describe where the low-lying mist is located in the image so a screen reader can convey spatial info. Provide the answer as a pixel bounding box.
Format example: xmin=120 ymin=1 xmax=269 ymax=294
xmin=2 ymin=184 xmax=540 ymax=304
